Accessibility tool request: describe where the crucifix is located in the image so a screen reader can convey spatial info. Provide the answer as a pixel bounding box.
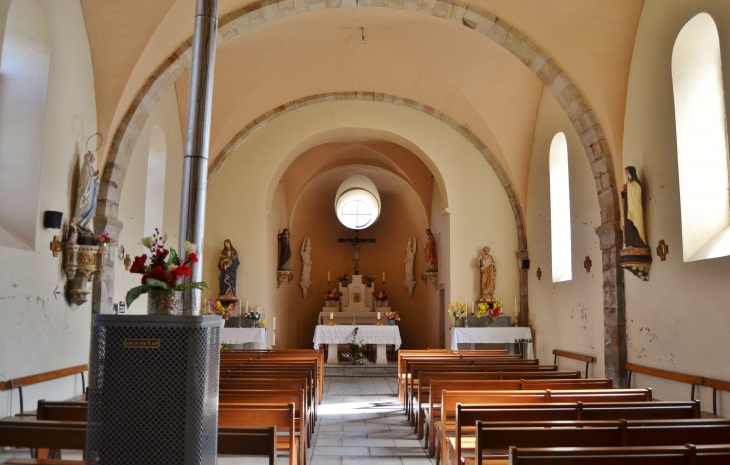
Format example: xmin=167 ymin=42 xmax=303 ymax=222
xmin=338 ymin=230 xmax=376 ymax=275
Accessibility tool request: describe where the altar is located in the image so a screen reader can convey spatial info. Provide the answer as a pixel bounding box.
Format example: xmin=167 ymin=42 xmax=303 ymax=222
xmin=221 ymin=327 xmax=266 ymax=349
xmin=450 ymin=327 xmax=534 ymax=359
xmin=313 ymin=325 xmax=402 ymax=364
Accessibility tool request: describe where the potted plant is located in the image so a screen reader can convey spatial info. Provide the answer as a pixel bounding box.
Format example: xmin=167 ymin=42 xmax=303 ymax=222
xmin=126 ymin=229 xmax=208 ymax=314
xmin=324 ymin=289 xmax=342 ymax=307
xmin=347 ymin=327 xmax=367 ymax=365
xmin=210 ymin=300 xmax=234 ymax=328
xmin=338 ymin=274 xmax=349 ymax=287
xmin=94 ymin=230 xmax=114 ymax=247
xmin=372 ymin=291 xmax=388 ymax=307
xmin=361 ymin=274 xmax=378 ymax=287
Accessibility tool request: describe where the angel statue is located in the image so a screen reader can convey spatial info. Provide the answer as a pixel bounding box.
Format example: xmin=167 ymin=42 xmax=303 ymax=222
xmin=404 ymin=237 xmax=416 ymax=282
xmin=300 ymin=237 xmax=312 ymax=283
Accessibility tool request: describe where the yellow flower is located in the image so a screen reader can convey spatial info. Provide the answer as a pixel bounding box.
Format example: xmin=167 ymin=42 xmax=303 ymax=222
xmin=260 ymin=319 xmax=267 ymax=327
xmin=184 ymin=241 xmax=198 ymax=255
xmin=141 ymin=236 xmax=154 ymax=249
xmin=448 ymin=304 xmax=454 ymax=310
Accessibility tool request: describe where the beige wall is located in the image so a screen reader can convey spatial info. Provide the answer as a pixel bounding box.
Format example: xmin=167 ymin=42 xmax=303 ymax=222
xmin=527 ymin=89 xmax=605 ymax=374
xmin=203 ymin=99 xmax=520 ymax=349
xmin=0 ymin=0 xmax=95 ymax=417
xmin=622 ymin=0 xmax=730 ymax=415
xmin=114 ymin=88 xmax=184 ymax=313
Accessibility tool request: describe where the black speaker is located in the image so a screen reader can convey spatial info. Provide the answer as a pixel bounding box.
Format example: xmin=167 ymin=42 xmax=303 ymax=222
xmin=521 ymin=259 xmax=530 ymax=269
xmin=43 ymin=211 xmax=63 ymax=229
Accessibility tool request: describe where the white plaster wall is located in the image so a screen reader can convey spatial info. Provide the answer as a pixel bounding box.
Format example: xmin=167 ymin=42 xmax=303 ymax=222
xmin=527 ymin=89 xmax=605 ymax=375
xmin=204 ymin=100 xmax=519 ymax=350
xmin=0 ymin=0 xmax=95 ymax=417
xmin=622 ymin=0 xmax=730 ymax=415
xmin=114 ymin=88 xmax=184 ymax=314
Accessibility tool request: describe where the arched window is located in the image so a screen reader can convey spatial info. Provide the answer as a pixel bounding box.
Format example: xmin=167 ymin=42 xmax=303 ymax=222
xmin=0 ymin=0 xmax=50 ymax=250
xmin=672 ymin=13 xmax=730 ymax=262
xmin=549 ymin=132 xmax=572 ymax=282
xmin=143 ymin=126 xmax=167 ymax=236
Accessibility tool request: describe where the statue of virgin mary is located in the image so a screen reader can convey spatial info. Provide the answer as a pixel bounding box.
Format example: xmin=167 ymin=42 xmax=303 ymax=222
xmin=72 ymin=151 xmax=99 ymax=232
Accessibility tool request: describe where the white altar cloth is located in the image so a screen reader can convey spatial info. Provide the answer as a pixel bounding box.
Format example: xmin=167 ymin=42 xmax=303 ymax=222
xmin=221 ymin=327 xmax=266 ymax=349
xmin=313 ymin=325 xmax=402 ymax=350
xmin=450 ymin=327 xmax=534 ymax=359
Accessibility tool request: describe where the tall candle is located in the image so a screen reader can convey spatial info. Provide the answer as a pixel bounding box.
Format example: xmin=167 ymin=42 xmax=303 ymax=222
xmin=245 ymin=301 xmax=249 ymax=313
xmin=377 ymin=312 xmax=380 ymax=320
xmin=328 ymin=271 xmax=330 ymax=282
xmin=382 ymin=272 xmax=385 ymax=282
xmin=515 ymin=296 xmax=517 ymax=315
xmin=330 ymin=312 xmax=333 ymax=320
xmin=471 ymin=302 xmax=474 ymax=315
xmin=272 ymin=333 xmax=276 ymax=346
xmin=273 ymin=317 xmax=276 ymax=330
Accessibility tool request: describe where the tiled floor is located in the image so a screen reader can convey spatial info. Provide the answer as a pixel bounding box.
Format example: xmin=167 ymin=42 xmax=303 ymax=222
xmin=0 ymin=374 xmax=433 ymax=465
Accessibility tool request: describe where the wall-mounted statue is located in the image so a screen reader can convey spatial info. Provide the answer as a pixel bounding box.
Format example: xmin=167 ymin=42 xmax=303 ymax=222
xmin=72 ymin=151 xmax=99 ymax=236
xmin=403 ymin=237 xmax=417 ymax=297
xmin=424 ymin=229 xmax=437 ymax=271
xmin=278 ymin=228 xmax=292 ymax=271
xmin=218 ymin=239 xmax=240 ymax=297
xmin=619 ymin=166 xmax=652 ymax=281
xmin=299 ymin=237 xmax=313 ymax=297
xmin=477 ymin=246 xmax=496 ymax=301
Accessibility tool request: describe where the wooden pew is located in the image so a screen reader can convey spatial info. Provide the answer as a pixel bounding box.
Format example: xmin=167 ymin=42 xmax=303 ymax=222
xmin=219 ymin=403 xmax=300 ymax=465
xmin=218 ymin=426 xmax=278 ymax=465
xmin=470 ymin=419 xmax=730 ymax=465
xmin=450 ymin=400 xmax=702 ymax=465
xmin=506 ymin=444 xmax=730 ymax=465
xmin=435 ymin=389 xmax=653 ymax=464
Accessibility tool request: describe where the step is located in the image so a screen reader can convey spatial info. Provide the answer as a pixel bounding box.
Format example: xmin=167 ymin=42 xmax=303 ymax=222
xmin=325 ymin=363 xmax=397 ymax=377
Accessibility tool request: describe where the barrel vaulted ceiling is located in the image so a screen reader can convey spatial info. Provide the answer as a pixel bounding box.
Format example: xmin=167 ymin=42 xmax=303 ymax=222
xmin=81 ymin=0 xmax=643 ymax=207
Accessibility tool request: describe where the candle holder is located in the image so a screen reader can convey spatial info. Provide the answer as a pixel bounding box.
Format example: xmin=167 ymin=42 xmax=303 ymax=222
xmin=375 ymin=318 xmax=383 ymax=326
xmin=351 ymin=315 xmax=357 ymax=326
xmin=327 ymin=317 xmax=336 ymax=326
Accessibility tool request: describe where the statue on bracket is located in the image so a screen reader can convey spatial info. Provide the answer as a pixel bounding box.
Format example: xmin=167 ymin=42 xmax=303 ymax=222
xmin=477 ymin=246 xmax=496 ymax=301
xmin=72 ymin=151 xmax=99 ymax=243
xmin=403 ymin=237 xmax=417 ymax=297
xmin=277 ymin=228 xmax=293 ymax=288
xmin=299 ymin=237 xmax=313 ymax=298
xmin=421 ymin=229 xmax=438 ymax=290
xmin=218 ymin=239 xmax=240 ymax=297
xmin=618 ymin=166 xmax=652 ymax=281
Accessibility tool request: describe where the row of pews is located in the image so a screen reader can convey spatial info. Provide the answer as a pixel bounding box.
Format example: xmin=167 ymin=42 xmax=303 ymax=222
xmin=0 ymin=349 xmax=324 ymax=465
xmin=397 ymin=348 xmax=730 ymax=465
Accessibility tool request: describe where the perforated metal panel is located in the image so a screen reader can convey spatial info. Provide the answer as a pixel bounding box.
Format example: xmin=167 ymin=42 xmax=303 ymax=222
xmin=86 ymin=315 xmax=220 ymax=465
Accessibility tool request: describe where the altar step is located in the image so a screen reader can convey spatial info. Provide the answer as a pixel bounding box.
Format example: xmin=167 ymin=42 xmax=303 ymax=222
xmin=324 ymin=363 xmax=397 ymax=377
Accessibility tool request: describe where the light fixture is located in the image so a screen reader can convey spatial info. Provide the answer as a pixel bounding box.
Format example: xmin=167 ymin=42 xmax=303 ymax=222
xmin=361 ymin=27 xmax=366 ymax=44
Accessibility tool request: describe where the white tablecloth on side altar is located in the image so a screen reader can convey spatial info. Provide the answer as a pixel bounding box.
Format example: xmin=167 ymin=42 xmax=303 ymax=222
xmin=221 ymin=327 xmax=266 ymax=348
xmin=313 ymin=325 xmax=402 ymax=350
xmin=450 ymin=327 xmax=534 ymax=359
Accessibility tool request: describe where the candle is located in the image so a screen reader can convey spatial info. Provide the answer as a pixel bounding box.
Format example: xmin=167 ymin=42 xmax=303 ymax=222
xmin=471 ymin=302 xmax=474 ymax=315
xmin=245 ymin=301 xmax=249 ymax=313
xmin=272 ymin=333 xmax=276 ymax=346
xmin=273 ymin=317 xmax=276 ymax=330
xmin=515 ymin=296 xmax=517 ymax=315
xmin=377 ymin=312 xmax=380 ymax=320
xmin=328 ymin=271 xmax=330 ymax=282
xmin=382 ymin=272 xmax=385 ymax=282
xmin=330 ymin=312 xmax=333 ymax=320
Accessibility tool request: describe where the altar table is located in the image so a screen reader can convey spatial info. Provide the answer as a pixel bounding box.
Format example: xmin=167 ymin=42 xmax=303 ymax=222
xmin=450 ymin=327 xmax=534 ymax=359
xmin=313 ymin=325 xmax=402 ymax=364
xmin=221 ymin=327 xmax=266 ymax=349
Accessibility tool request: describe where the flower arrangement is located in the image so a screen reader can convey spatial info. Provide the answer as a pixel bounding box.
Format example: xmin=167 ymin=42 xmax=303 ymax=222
xmin=361 ymin=274 xmax=378 ymax=285
xmin=125 ymin=229 xmax=208 ymax=307
xmin=347 ymin=327 xmax=367 ymax=363
xmin=448 ymin=300 xmax=467 ymax=318
xmin=94 ymin=230 xmax=115 ymax=246
xmin=220 ymin=342 xmax=230 ymax=351
xmin=372 ymin=291 xmax=388 ymax=302
xmin=324 ymin=289 xmax=342 ymax=301
xmin=384 ymin=311 xmax=400 ymax=322
xmin=337 ymin=274 xmax=349 ymax=283
xmin=210 ymin=300 xmax=235 ymax=320
xmin=477 ymin=300 xmax=503 ymax=326
xmin=244 ymin=308 xmax=263 ymax=321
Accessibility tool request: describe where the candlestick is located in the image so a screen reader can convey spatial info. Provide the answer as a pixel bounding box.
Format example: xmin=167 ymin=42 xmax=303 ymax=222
xmin=273 ymin=317 xmax=276 ymax=330
xmin=272 ymin=333 xmax=276 ymax=347
xmin=328 ymin=271 xmax=330 ymax=282
xmin=382 ymin=272 xmax=385 ymax=282
xmin=515 ymin=296 xmax=517 ymax=315
xmin=330 ymin=312 xmax=333 ymax=320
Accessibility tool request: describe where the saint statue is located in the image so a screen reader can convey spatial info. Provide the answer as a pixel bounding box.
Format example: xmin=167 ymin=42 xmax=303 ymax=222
xmin=278 ymin=228 xmax=292 ymax=271
xmin=621 ymin=166 xmax=647 ymax=248
xmin=424 ymin=229 xmax=437 ymax=271
xmin=477 ymin=246 xmax=496 ymax=300
xmin=300 ymin=237 xmax=312 ymax=283
xmin=218 ymin=239 xmax=240 ymax=297
xmin=72 ymin=151 xmax=99 ymax=232
xmin=404 ymin=237 xmax=416 ymax=281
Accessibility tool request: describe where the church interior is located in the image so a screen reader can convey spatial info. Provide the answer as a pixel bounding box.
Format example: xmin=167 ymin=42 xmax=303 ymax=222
xmin=2 ymin=0 xmax=730 ymax=463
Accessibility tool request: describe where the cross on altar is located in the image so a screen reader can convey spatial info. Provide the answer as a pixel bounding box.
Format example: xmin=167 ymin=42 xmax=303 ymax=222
xmin=338 ymin=230 xmax=376 ymax=275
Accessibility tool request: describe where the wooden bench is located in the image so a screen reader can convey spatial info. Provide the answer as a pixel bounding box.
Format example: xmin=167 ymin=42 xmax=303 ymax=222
xmin=552 ymin=349 xmax=596 ymax=378
xmin=449 ymin=400 xmax=702 ymax=465
xmin=1 ymin=365 xmax=88 ymax=414
xmin=506 ymin=444 xmax=730 ymax=465
xmin=218 ymin=426 xmax=278 ymax=465
xmin=436 ymin=389 xmax=653 ymax=464
xmin=470 ymin=419 xmax=730 ymax=465
xmin=626 ymin=362 xmax=703 ymax=400
xmin=219 ymin=403 xmax=299 ymax=465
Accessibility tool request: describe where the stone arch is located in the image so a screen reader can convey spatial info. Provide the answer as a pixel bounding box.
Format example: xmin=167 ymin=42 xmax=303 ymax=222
xmin=96 ymin=2 xmax=624 ymax=384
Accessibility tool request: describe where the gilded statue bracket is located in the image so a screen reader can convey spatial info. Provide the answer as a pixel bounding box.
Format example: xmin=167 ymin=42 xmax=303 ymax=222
xmin=63 ymin=243 xmax=106 ymax=306
xmin=421 ymin=271 xmax=438 ymax=290
xmin=277 ymin=270 xmax=292 ymax=288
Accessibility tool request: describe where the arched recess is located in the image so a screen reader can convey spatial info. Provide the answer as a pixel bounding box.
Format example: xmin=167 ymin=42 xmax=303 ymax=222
xmin=144 ymin=125 xmax=167 ymax=236
xmin=96 ymin=1 xmax=625 ymax=382
xmin=0 ymin=0 xmax=50 ymax=250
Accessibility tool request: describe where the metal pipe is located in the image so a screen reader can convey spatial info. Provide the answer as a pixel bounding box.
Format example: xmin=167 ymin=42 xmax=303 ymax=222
xmin=179 ymin=0 xmax=219 ymax=315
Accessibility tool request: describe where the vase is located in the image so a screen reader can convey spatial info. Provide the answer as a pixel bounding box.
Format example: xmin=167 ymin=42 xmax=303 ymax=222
xmin=488 ymin=319 xmax=495 ymax=327
xmin=454 ymin=317 xmax=462 ymax=328
xmin=219 ymin=319 xmax=226 ymax=330
xmin=147 ymin=289 xmax=181 ymax=315
xmin=388 ymin=320 xmax=395 ymax=326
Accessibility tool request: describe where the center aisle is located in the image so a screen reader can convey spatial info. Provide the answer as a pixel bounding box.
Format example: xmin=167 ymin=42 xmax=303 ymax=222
xmin=309 ymin=375 xmax=432 ymax=465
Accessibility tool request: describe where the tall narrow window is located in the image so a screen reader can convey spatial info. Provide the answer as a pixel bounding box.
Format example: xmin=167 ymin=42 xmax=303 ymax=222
xmin=549 ymin=132 xmax=572 ymax=282
xmin=144 ymin=126 xmax=167 ymax=235
xmin=672 ymin=13 xmax=730 ymax=261
xmin=0 ymin=0 xmax=50 ymax=250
